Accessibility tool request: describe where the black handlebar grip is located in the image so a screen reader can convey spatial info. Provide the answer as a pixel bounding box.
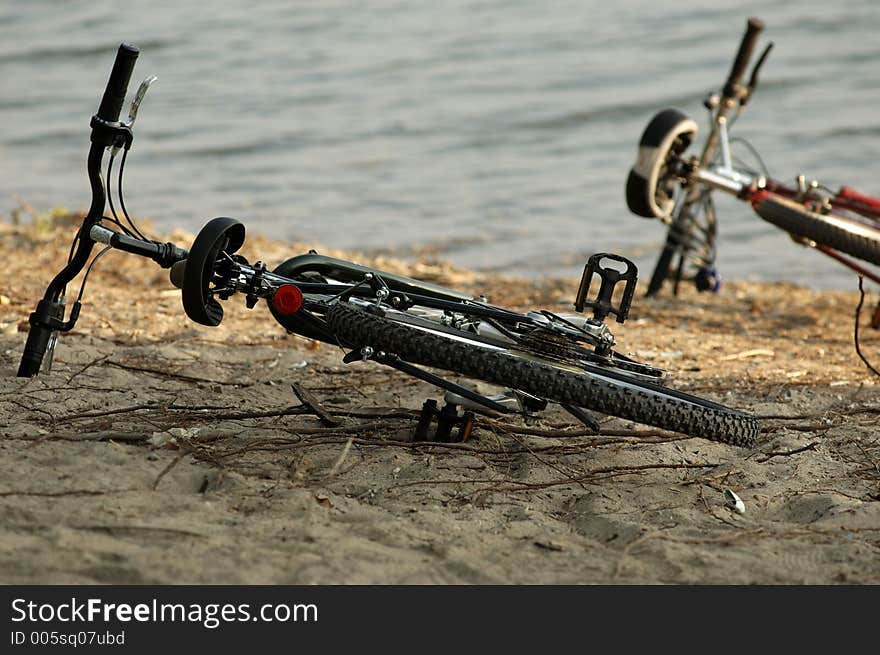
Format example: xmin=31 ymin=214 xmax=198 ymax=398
xmin=17 ymin=324 xmax=53 ymax=377
xmin=723 ymin=17 xmax=764 ymax=98
xmin=96 ymin=43 xmax=139 ymax=123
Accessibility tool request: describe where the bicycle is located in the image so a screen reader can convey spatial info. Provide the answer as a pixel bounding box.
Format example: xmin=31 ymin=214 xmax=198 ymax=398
xmin=625 ymin=17 xmax=880 ymax=298
xmin=16 ymin=43 xmax=759 ymax=446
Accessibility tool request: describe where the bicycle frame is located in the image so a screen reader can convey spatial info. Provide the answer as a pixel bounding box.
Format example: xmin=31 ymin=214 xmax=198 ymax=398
xmin=682 ymin=117 xmax=880 ymax=287
xmin=93 ymin=210 xmax=658 ymax=421
xmin=15 ymin=41 xmax=764 ymax=445
xmin=17 ymin=43 xmax=649 ymax=403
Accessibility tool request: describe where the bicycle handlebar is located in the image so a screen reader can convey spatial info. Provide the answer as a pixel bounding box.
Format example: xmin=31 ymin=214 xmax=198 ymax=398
xmin=89 ymin=225 xmax=189 ymax=267
xmin=97 ymin=43 xmax=139 ymax=123
xmin=18 ymin=44 xmax=142 ymax=378
xmin=723 ymin=17 xmax=764 ymax=99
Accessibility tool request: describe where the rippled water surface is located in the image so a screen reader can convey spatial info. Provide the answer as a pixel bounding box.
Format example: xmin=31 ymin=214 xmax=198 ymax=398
xmin=2 ymin=0 xmax=878 ymax=288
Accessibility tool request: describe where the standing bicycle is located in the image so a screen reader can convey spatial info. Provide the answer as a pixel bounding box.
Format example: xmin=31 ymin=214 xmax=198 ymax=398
xmin=625 ymin=17 xmax=880 ymax=298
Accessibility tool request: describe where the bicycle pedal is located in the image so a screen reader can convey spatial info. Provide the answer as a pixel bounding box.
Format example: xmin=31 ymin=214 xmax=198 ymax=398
xmin=574 ymin=253 xmax=637 ymax=323
xmin=342 ymin=346 xmax=375 ymax=364
xmin=414 ymin=399 xmax=474 ymax=443
xmin=514 ymin=390 xmax=548 ymax=413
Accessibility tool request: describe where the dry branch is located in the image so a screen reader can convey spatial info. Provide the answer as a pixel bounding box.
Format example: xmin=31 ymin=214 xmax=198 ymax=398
xmin=291 ymin=382 xmax=342 ymax=427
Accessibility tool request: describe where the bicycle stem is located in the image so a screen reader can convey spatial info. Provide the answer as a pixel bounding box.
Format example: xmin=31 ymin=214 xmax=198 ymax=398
xmin=691 ymin=164 xmax=753 ymax=197
xmin=89 ymin=225 xmax=187 ymax=267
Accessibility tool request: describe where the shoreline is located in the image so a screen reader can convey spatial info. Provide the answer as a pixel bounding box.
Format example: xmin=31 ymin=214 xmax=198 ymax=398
xmin=1 ymin=220 xmax=879 ymax=584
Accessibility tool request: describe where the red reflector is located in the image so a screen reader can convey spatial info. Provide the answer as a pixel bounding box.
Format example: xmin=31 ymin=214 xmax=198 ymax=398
xmin=272 ymin=284 xmax=303 ymax=315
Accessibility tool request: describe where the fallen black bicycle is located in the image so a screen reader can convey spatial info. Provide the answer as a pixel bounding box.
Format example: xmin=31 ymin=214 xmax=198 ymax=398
xmin=17 ymin=43 xmax=759 ymax=446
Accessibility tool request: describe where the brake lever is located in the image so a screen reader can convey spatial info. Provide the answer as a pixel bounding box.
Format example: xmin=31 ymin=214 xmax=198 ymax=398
xmin=742 ymin=42 xmax=773 ymax=106
xmin=110 ymin=75 xmax=157 ymax=155
xmin=125 ymin=75 xmax=158 ymax=127
xmin=42 ymin=292 xmax=64 ymax=373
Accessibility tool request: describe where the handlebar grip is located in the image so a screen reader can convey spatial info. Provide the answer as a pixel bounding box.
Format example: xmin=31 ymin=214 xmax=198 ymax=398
xmin=723 ymin=17 xmax=764 ymax=98
xmin=17 ymin=324 xmax=53 ymax=377
xmin=96 ymin=43 xmax=139 ymax=123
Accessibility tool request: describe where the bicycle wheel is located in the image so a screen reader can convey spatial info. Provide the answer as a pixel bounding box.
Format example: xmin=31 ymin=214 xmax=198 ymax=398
xmin=626 ymin=110 xmax=718 ymax=295
xmin=626 ymin=109 xmax=698 ymax=219
xmin=754 ymin=195 xmax=880 ymax=266
xmin=327 ymin=302 xmax=759 ymax=446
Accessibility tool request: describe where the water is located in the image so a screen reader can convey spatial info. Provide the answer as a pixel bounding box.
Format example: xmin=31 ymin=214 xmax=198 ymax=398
xmin=1 ymin=0 xmax=878 ymax=289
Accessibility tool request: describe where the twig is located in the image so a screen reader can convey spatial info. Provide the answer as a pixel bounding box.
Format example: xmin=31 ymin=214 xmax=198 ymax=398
xmin=66 ymin=354 xmax=112 ymax=384
xmin=197 ymin=406 xmax=309 ymax=421
xmin=325 ymin=438 xmax=354 ymax=478
xmin=4 ymin=398 xmax=56 ymax=422
xmin=291 ymin=382 xmax=342 ymax=427
xmin=106 ymin=360 xmax=241 ymax=385
xmin=281 ymin=420 xmax=404 ymax=436
xmin=720 ymin=348 xmax=775 ymax=361
xmin=57 ymin=404 xmax=414 ymax=424
xmin=7 ymin=431 xmax=151 ymax=443
xmin=73 ymin=524 xmax=204 ymax=538
xmin=760 ymin=422 xmax=833 ymax=434
xmin=387 ymin=462 xmax=718 ymax=493
xmin=507 ymin=433 xmax=588 ymax=490
xmin=204 ymin=432 xmax=694 ymax=463
xmin=0 ymin=488 xmax=138 ymax=497
xmin=482 ymin=418 xmax=687 ymax=440
xmin=152 ymin=453 xmax=187 ymax=490
xmin=59 ymin=404 xmax=160 ymax=422
xmin=757 ymin=441 xmax=820 ymax=462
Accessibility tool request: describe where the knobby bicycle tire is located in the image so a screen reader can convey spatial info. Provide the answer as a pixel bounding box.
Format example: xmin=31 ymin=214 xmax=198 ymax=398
xmin=755 ymin=196 xmax=880 ymax=266
xmin=327 ymin=302 xmax=759 ymax=446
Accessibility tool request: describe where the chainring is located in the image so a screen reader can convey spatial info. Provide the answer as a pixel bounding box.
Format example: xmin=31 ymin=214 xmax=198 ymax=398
xmin=516 ymin=327 xmax=666 ymax=383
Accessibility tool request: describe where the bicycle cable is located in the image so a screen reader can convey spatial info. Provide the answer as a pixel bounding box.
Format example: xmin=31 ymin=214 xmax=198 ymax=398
xmin=106 ymin=153 xmax=137 ymax=239
xmin=74 ymin=245 xmax=113 ymax=304
xmin=66 ymin=228 xmax=80 ymax=265
xmin=854 ymin=276 xmax=880 ymax=378
xmin=730 ymin=137 xmax=770 ymax=177
xmin=60 ymin=155 xmax=143 ymax=303
xmin=117 ymin=149 xmax=151 ymax=242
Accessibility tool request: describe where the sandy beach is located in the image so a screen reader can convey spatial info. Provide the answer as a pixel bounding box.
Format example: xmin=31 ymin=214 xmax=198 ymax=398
xmin=1 ymin=219 xmax=879 ymax=584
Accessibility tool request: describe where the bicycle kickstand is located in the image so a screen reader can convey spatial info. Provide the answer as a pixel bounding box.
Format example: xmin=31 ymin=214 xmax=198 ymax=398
xmin=343 ymin=346 xmax=518 ymax=442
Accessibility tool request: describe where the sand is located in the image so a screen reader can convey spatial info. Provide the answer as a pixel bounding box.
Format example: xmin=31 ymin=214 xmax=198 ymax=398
xmin=1 ymin=219 xmax=879 ymax=584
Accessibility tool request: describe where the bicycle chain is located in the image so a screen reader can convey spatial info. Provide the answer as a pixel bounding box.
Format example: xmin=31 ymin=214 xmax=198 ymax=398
xmin=517 ymin=328 xmax=665 ymax=381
